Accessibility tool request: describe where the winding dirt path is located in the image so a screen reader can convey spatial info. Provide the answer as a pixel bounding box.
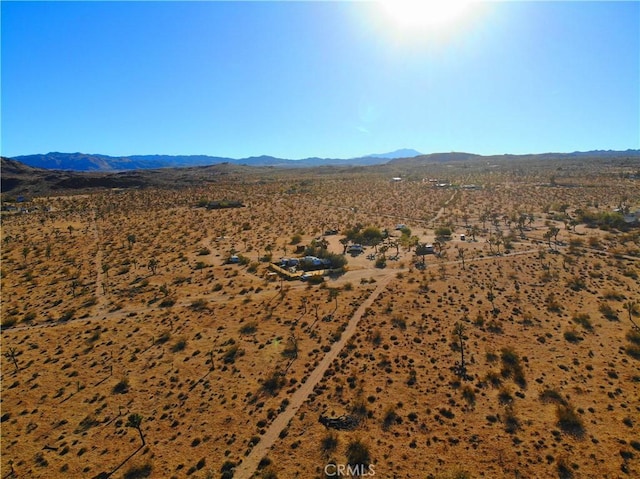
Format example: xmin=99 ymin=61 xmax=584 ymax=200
xmin=233 ymin=272 xmax=395 ymax=479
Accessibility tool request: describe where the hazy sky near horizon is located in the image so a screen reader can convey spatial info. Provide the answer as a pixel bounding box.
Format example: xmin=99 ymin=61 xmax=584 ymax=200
xmin=2 ymin=1 xmax=639 ymax=159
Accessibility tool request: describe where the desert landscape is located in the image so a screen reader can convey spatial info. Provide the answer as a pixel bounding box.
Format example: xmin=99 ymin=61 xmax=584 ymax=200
xmin=1 ymin=154 xmax=639 ymax=479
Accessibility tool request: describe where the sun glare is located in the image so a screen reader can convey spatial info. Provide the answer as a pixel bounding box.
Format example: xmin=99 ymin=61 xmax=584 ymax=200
xmin=380 ymin=0 xmax=473 ymax=31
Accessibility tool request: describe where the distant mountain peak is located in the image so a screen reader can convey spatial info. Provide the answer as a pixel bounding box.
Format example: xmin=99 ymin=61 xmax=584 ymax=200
xmin=363 ymin=149 xmax=422 ymax=160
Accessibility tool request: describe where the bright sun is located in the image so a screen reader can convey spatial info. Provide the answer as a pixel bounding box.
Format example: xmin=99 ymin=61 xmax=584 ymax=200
xmin=380 ymin=0 xmax=472 ymax=31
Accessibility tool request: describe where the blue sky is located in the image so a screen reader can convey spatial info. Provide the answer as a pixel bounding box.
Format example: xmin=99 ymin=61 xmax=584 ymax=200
xmin=2 ymin=1 xmax=639 ymax=159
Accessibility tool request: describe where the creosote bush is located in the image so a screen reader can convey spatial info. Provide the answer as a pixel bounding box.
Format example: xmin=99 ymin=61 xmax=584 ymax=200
xmin=556 ymin=404 xmax=585 ymax=437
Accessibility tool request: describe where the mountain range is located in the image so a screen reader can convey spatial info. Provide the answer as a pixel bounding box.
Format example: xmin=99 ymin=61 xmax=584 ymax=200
xmin=10 ymin=149 xmax=424 ymax=172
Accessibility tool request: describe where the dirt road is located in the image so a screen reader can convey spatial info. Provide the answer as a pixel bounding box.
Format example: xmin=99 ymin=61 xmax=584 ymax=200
xmin=233 ymin=273 xmax=395 ymax=479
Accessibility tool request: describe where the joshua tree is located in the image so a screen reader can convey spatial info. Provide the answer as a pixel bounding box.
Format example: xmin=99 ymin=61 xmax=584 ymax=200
xmin=415 ymin=243 xmax=430 ymax=267
xmin=148 ymin=258 xmax=159 ymax=275
xmin=328 ymin=288 xmax=340 ymax=318
xmin=456 ymin=247 xmax=466 ymax=270
xmin=625 ymin=301 xmax=640 ymax=331
xmin=545 ymin=226 xmax=560 ymax=249
xmin=126 ymin=413 xmax=145 ymax=446
xmin=4 ymin=347 xmax=19 ymax=372
xmin=126 ymin=234 xmax=136 ymax=250
xmin=453 ymin=322 xmax=467 ymax=377
xmin=70 ymin=279 xmax=80 ymax=297
xmin=486 ymin=280 xmax=497 ymax=314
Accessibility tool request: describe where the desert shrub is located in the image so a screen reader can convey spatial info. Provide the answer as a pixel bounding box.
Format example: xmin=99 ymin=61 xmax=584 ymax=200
xmin=603 ymin=289 xmax=625 ymax=301
xmin=307 ymin=275 xmax=325 ymax=285
xmin=221 ymin=461 xmax=236 ymax=479
xmin=572 ymin=313 xmax=593 ymax=331
xmin=190 ymin=298 xmax=209 ymax=311
xmin=370 ymin=329 xmax=382 ymax=346
xmin=222 ymin=343 xmax=242 ymax=364
xmin=59 ymin=309 xmax=76 ymax=322
xmin=504 ymin=406 xmax=520 ymax=433
xmin=626 ymin=343 xmax=640 ymax=360
xmin=1 ymin=316 xmax=17 ymax=328
xmin=539 ymin=389 xmax=567 ymax=405
xmin=156 ymin=331 xmax=171 ymax=344
xmin=556 ymin=404 xmax=585 ymax=437
xmin=556 ymin=456 xmax=573 ymax=479
xmin=158 ymin=297 xmax=176 ymax=307
xmin=346 ymin=438 xmax=371 ymax=467
xmin=247 ymin=262 xmax=259 ymax=273
xmin=75 ymin=415 xmax=100 ymax=433
xmin=123 ymin=462 xmax=152 ymax=479
xmin=498 ymin=386 xmax=513 ymax=405
xmin=320 ymin=432 xmax=338 ymax=456
xmin=500 ymin=348 xmax=526 ymax=387
xmin=566 ymin=275 xmax=586 ymax=291
xmin=485 ymin=371 xmax=502 ymax=388
xmin=239 ymin=322 xmax=258 ymax=335
xmin=262 ymin=370 xmax=285 ymax=396
xmin=599 ymin=302 xmax=618 ymax=321
xmin=391 ymin=316 xmax=407 ymax=330
xmin=350 ymin=397 xmax=368 ymax=418
xmin=197 ymin=247 xmax=210 ymax=256
xmin=113 ymin=377 xmax=130 ymax=394
xmin=627 ymin=329 xmax=640 ymax=346
xmin=382 ymin=405 xmax=399 ymax=430
xmin=260 ymin=468 xmax=278 ymax=479
xmin=435 ymin=226 xmax=452 ymax=238
xmin=546 ymin=293 xmax=563 ymax=313
xmin=171 ymin=338 xmax=187 ymax=352
xmin=563 ymin=329 xmax=582 ymax=343
xmin=461 ymin=386 xmax=476 ymax=406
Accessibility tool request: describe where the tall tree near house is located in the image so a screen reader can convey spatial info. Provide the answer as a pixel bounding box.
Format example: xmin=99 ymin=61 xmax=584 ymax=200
xmin=470 ymin=225 xmax=480 ymax=242
xmin=415 ymin=243 xmax=430 ymax=267
xmin=339 ymin=237 xmax=350 ymax=255
xmin=126 ymin=414 xmax=145 ymax=446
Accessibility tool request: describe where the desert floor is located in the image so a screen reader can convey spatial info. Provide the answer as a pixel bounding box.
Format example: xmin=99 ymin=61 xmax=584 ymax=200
xmin=2 ymin=159 xmax=639 ymax=478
